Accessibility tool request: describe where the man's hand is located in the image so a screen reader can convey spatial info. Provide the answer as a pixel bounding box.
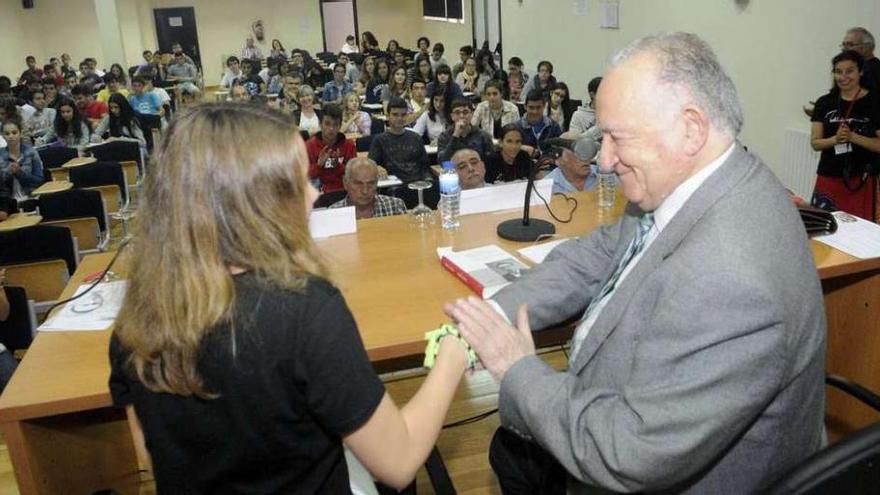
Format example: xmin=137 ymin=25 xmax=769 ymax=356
xmin=453 ymin=119 xmax=468 ymax=138
xmin=444 ymin=297 xmax=535 ymax=382
xmin=317 ymin=146 xmax=332 ymax=167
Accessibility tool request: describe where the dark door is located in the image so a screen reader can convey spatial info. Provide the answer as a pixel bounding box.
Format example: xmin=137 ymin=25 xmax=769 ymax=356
xmin=154 ymin=7 xmax=202 ymax=68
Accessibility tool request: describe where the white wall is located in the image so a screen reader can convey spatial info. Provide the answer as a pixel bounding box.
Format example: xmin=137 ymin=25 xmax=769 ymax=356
xmin=500 ymin=0 xmax=880 ymax=180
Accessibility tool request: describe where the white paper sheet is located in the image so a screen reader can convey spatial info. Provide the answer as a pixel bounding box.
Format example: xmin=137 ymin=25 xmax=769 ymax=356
xmin=309 ymin=206 xmax=357 ymax=238
xmin=518 ymin=238 xmax=569 ymax=264
xmin=39 ymin=281 xmax=128 ymax=332
xmin=815 ymin=212 xmax=880 ymax=259
xmin=459 ymin=178 xmax=554 ymax=216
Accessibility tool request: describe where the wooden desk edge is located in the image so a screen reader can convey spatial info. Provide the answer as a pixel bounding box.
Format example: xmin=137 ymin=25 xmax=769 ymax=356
xmin=0 ymin=391 xmax=113 ymax=423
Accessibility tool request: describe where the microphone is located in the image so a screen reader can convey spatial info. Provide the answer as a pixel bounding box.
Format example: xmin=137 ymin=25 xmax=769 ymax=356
xmin=544 ymin=137 xmax=599 ymax=162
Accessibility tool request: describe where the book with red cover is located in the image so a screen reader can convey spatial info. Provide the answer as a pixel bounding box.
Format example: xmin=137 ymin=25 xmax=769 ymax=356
xmin=439 ymin=245 xmax=529 ymax=299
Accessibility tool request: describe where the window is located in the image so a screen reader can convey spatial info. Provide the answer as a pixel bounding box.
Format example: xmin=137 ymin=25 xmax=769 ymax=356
xmin=423 ymin=0 xmax=464 ymax=22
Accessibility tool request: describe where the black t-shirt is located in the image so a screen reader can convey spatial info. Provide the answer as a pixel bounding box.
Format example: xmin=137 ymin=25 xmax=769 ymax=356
xmin=485 ymin=150 xmax=532 ymax=183
xmin=109 ymin=275 xmax=385 ymax=494
xmin=863 ymin=57 xmax=880 ymax=95
xmin=811 ymin=90 xmax=880 ymax=177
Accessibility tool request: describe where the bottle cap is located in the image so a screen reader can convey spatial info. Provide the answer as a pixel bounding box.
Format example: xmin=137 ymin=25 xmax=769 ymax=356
xmin=441 ymin=160 xmax=455 ymax=170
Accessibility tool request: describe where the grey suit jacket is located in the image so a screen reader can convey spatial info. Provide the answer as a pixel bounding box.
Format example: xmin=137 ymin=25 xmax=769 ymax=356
xmin=492 ymin=144 xmax=826 ymax=494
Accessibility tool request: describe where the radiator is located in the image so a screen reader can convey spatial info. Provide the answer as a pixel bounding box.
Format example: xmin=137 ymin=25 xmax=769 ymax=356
xmin=780 ymin=127 xmax=819 ymax=199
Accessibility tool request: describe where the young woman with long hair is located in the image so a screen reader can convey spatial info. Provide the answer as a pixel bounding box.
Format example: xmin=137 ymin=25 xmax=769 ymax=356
xmin=810 ymin=50 xmax=880 ymax=220
xmin=341 ymin=92 xmax=372 ymax=136
xmin=546 ymin=81 xmax=576 ymax=131
xmin=93 ymin=93 xmax=146 ymax=147
xmin=411 ymin=92 xmax=449 ymax=145
xmin=46 ymin=97 xmax=90 ymax=150
xmin=382 ymin=66 xmax=409 ymax=113
xmin=365 ymin=59 xmax=390 ymax=104
xmin=110 ymin=103 xmax=467 ymax=493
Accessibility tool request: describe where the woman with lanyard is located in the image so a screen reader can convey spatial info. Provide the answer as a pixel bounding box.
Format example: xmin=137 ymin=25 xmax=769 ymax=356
xmin=811 ymin=50 xmax=880 ymax=221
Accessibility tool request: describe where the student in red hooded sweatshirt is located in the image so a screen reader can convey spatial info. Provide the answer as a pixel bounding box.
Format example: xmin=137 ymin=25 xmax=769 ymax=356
xmin=306 ymin=103 xmax=357 ymax=193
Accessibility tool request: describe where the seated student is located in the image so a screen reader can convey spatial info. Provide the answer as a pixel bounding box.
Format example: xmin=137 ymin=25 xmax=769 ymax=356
xmin=368 ymin=96 xmax=429 ymax=183
xmin=381 ymin=66 xmax=409 ymax=107
xmin=84 ymin=57 xmax=106 ymax=77
xmin=0 ymin=269 xmax=18 ymax=394
xmin=408 ymin=55 xmax=434 ymax=88
xmin=411 ymin=92 xmax=449 ymax=145
xmin=568 ymin=76 xmax=602 ymax=136
xmin=472 ymin=80 xmax=520 ymax=139
xmin=237 ymin=59 xmax=266 ymax=97
xmin=322 ymin=63 xmax=353 ymax=105
xmin=543 ymin=137 xmax=598 ymax=194
xmin=413 ymin=36 xmax=431 ymax=64
xmin=356 ymin=56 xmax=377 ymax=95
xmin=546 ymin=81 xmax=577 ymax=132
xmin=267 ymin=61 xmax=291 ymax=94
xmin=134 ymin=50 xmax=154 ymax=76
xmin=0 ymin=120 xmax=44 ymax=200
xmin=269 ymin=39 xmax=288 ymax=61
xmin=109 ymin=64 xmax=129 ymax=89
xmin=92 ymin=93 xmax=147 ymax=149
xmin=18 ymin=55 xmax=43 ymax=85
xmin=341 ymin=93 xmax=371 ymax=136
xmin=516 ymin=89 xmax=562 ymax=155
xmin=451 ymin=148 xmax=487 ymax=190
xmin=426 ymin=65 xmax=463 ymax=101
xmin=42 ymin=77 xmax=61 ymax=109
xmin=0 ymin=99 xmax=29 ymax=146
xmin=72 ymin=83 xmax=108 ymax=125
xmin=452 ymin=45 xmax=474 ymax=78
xmin=306 ymin=104 xmax=356 ymax=193
xmin=110 ymin=104 xmax=467 ymax=494
xmin=365 ymin=59 xmax=390 ymax=105
xmin=144 ymin=77 xmax=171 ymax=110
xmin=45 ymin=98 xmax=91 ymax=150
xmin=96 ymin=74 xmax=130 ymax=103
xmin=128 ymin=76 xmax=165 ymax=118
xmin=305 ymin=61 xmax=328 ymax=92
xmin=331 ymin=52 xmax=360 ymax=85
xmin=429 ymin=43 xmax=448 ymax=72
xmin=405 ymin=79 xmax=429 ymax=125
xmin=294 ymin=85 xmax=322 ymax=136
xmin=341 ymin=34 xmax=359 ymax=54
xmin=43 ymin=63 xmax=64 ymax=88
xmin=165 ymin=51 xmax=201 ymax=97
xmin=455 ymin=57 xmax=489 ymax=95
xmin=437 ymin=98 xmax=494 ymax=163
xmin=485 ymin=124 xmax=532 ymax=183
xmin=78 ymin=61 xmax=103 ymax=92
xmin=24 ymin=89 xmax=56 ymax=145
xmin=220 ymin=56 xmax=243 ymax=89
xmin=392 ymin=50 xmax=408 ymax=72
xmin=521 ymin=60 xmax=556 ymax=101
xmin=330 ymin=157 xmax=407 ymax=219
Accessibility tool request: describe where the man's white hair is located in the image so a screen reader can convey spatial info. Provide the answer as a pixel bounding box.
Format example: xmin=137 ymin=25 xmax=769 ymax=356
xmin=610 ymin=32 xmax=744 ymax=138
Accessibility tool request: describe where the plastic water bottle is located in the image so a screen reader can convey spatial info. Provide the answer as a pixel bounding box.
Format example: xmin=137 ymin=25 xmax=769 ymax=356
xmin=438 ymin=161 xmax=460 ymax=230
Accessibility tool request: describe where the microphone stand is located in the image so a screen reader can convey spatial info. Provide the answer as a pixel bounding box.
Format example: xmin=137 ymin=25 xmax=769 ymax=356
xmin=496 ymin=156 xmax=556 ymax=242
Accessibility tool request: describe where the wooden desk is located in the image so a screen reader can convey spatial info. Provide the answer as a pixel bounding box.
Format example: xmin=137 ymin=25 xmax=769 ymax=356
xmin=30 ymin=181 xmax=72 ymax=196
xmin=0 ymin=213 xmax=42 ymax=232
xmin=1 ymin=192 xmax=879 ymax=493
xmin=62 ymin=157 xmax=97 ymax=169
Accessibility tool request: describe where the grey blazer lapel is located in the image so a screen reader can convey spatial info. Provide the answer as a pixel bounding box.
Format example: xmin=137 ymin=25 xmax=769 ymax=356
xmin=570 ymin=143 xmax=754 ymax=374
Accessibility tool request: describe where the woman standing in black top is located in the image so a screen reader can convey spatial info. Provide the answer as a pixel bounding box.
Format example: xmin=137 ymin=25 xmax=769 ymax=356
xmin=486 ymin=124 xmax=533 ymax=183
xmin=810 ymin=50 xmax=880 ymax=220
xmin=110 ymin=104 xmax=467 ymax=493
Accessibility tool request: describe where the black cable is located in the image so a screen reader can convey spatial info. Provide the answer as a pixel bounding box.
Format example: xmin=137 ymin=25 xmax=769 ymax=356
xmin=44 ymin=237 xmax=132 ymax=316
xmin=529 ymin=157 xmax=578 ymax=223
xmin=443 ymin=408 xmax=498 ymax=429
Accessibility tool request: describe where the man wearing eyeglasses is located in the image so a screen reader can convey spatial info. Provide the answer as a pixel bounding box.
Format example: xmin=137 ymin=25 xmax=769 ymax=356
xmin=438 ymin=98 xmax=495 ymax=163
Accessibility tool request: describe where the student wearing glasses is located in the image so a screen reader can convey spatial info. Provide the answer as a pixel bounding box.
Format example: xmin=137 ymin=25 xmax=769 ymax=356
xmin=437 ymin=98 xmax=495 ymax=163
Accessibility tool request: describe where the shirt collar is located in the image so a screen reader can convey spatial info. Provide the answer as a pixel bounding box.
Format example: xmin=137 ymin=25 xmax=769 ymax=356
xmin=653 ymin=142 xmax=735 ymax=233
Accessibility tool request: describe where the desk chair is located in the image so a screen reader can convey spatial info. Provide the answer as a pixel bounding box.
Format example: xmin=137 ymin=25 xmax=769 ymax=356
xmin=39 ymin=188 xmax=109 ymax=252
xmin=0 ymin=286 xmax=37 ymax=353
xmin=763 ymin=375 xmax=880 ymax=494
xmin=49 ymin=167 xmax=70 ymax=182
xmin=69 ymin=161 xmax=130 ymax=211
xmin=138 ymin=113 xmax=163 ymax=154
xmin=89 ymin=140 xmax=144 ymax=177
xmin=356 ymin=135 xmax=374 ymax=153
xmin=37 ymin=146 xmax=79 ymax=171
xmin=315 ymin=190 xmax=347 ymax=208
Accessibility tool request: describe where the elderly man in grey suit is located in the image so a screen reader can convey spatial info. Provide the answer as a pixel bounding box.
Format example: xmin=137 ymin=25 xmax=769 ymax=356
xmin=445 ymin=32 xmax=826 ymax=494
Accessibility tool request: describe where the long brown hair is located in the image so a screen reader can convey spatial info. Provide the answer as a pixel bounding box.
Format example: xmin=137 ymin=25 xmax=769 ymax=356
xmin=114 ymin=103 xmax=331 ymax=398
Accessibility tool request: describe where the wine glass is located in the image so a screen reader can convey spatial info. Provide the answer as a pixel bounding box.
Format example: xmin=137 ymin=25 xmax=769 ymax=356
xmin=408 ymin=180 xmax=435 ymax=228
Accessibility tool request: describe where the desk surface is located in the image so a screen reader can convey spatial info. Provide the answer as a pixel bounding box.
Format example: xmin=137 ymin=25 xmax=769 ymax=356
xmin=0 ymin=213 xmax=42 ymax=232
xmin=30 ymin=181 xmax=72 ymax=196
xmin=0 ymin=192 xmax=877 ymax=423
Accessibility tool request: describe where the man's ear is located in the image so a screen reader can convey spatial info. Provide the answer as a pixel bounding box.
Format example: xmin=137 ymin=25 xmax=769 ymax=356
xmin=681 ymin=104 xmax=710 ymax=157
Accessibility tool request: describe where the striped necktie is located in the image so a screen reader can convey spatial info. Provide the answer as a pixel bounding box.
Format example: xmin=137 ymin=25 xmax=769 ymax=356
xmin=570 ymin=212 xmax=655 ymax=362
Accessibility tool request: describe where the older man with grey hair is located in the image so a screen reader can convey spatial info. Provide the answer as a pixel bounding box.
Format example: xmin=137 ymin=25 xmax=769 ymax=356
xmin=451 ymin=148 xmax=488 ymax=190
xmin=329 ymin=157 xmax=406 ymax=219
xmin=843 ymin=27 xmax=879 ymax=93
xmin=445 ymin=32 xmax=825 ymax=494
